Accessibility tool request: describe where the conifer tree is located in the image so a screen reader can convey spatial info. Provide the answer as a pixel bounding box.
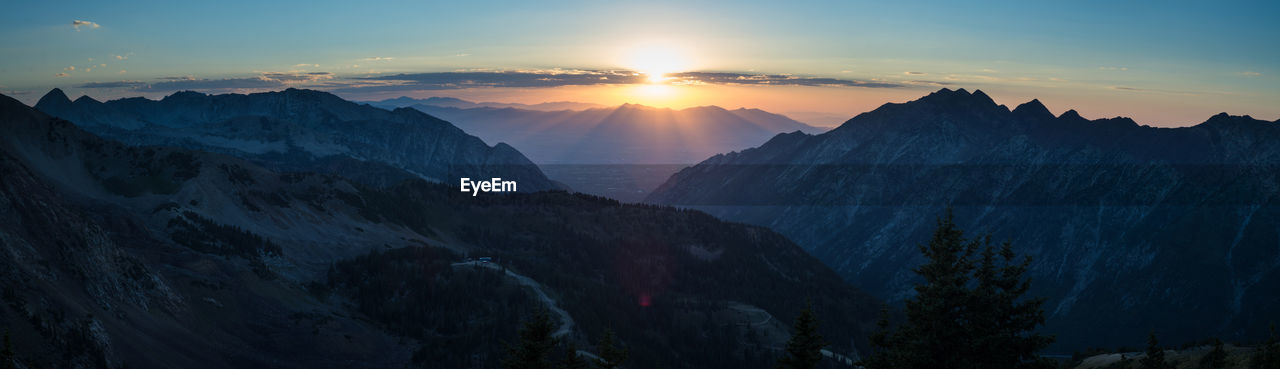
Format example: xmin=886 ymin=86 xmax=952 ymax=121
xmin=860 ymin=210 xmax=1053 ymax=369
xmin=777 ymin=304 xmax=827 ymax=369
xmin=1140 ymin=332 xmax=1171 ymax=369
xmin=593 ymin=329 xmax=628 ymax=369
xmin=503 ymin=311 xmax=558 ymax=369
xmin=1200 ymin=338 xmax=1227 ymax=369
xmin=1 ymin=329 xmax=14 ymax=369
xmin=1250 ymin=324 xmax=1280 ymax=369
xmin=558 ymin=343 xmax=589 ymax=369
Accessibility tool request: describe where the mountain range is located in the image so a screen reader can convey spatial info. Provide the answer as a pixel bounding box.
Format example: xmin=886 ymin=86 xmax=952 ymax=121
xmin=34 ymin=88 xmax=560 ymax=191
xmin=403 ymin=103 xmax=824 ymax=164
xmin=0 ymin=91 xmax=879 ymax=368
xmin=647 ymin=88 xmax=1280 ymax=351
xmin=366 ymin=96 xmax=605 ymax=111
xmin=388 ymin=102 xmax=823 ymax=202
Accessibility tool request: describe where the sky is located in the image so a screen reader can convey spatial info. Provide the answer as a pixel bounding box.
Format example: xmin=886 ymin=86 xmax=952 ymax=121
xmin=1 ymin=0 xmax=1277 ymax=127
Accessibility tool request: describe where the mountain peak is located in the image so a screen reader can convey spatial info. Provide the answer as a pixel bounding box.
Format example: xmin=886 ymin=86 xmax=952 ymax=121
xmin=1012 ymin=99 xmax=1054 ymax=120
xmin=161 ymin=90 xmax=208 ymax=101
xmin=1198 ymin=112 xmax=1267 ymax=129
xmin=35 ymin=88 xmax=72 ymax=109
xmin=1058 ymin=109 xmax=1086 ymax=121
xmin=617 ymin=103 xmax=657 ymax=111
xmin=686 ymin=105 xmax=730 ymax=113
xmin=73 ymin=95 xmax=102 ymax=105
xmin=918 ymin=87 xmax=998 ymax=109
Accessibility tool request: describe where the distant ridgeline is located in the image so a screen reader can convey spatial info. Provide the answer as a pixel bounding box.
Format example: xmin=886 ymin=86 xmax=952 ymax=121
xmin=374 ymin=99 xmax=827 ymax=202
xmin=648 ymin=88 xmax=1280 ymax=351
xmin=34 ymin=88 xmax=561 ymax=191
xmin=391 ymin=102 xmax=824 ymax=164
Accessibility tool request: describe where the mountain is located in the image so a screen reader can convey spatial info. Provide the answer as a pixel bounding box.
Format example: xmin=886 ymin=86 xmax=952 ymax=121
xmin=404 ymin=103 xmax=824 ymax=202
xmin=0 ymin=92 xmax=879 ymax=368
xmin=365 ymin=96 xmax=605 ymax=111
xmin=34 ymin=88 xmax=560 ymax=190
xmin=411 ymin=103 xmax=824 ymax=164
xmin=647 ymin=88 xmax=1280 ymax=351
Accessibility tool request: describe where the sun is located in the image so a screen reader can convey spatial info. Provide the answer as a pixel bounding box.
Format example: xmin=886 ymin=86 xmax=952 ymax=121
xmin=622 ymin=43 xmax=692 ymax=83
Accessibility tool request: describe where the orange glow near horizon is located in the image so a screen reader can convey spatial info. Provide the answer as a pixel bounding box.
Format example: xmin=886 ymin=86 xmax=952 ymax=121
xmin=621 ymin=84 xmax=685 ymax=106
xmin=344 ymin=83 xmax=1273 ymax=129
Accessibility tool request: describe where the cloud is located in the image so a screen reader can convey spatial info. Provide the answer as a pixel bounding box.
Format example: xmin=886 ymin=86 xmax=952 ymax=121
xmin=119 ymin=70 xmax=126 ymax=74
xmin=55 ymin=73 xmax=70 ymax=77
xmin=362 ymin=57 xmax=394 ymax=61
xmin=138 ymin=77 xmax=284 ymax=92
xmin=1110 ymin=86 xmax=1145 ymax=91
xmin=343 ymin=69 xmax=903 ymax=93
xmin=65 ymin=66 xmax=75 ymax=71
xmin=940 ymin=74 xmax=1001 ymax=82
xmin=905 ymin=80 xmax=953 ymax=86
xmin=79 ymin=81 xmax=148 ymax=88
xmin=351 ymin=70 xmax=645 ymax=91
xmin=1098 ymin=66 xmax=1129 ymax=71
xmin=79 ymin=72 xmax=337 ymax=92
xmin=72 ymin=20 xmax=100 ymax=31
xmin=1108 ymin=85 xmax=1202 ymax=96
xmin=114 ymin=55 xmax=128 ymax=60
xmin=294 ymin=63 xmax=320 ymax=67
xmin=261 ymin=71 xmax=334 ymax=82
xmin=73 ymin=68 xmax=907 ymax=97
xmin=1240 ymin=71 xmax=1262 ymax=77
xmin=672 ymin=72 xmax=902 ymax=88
xmin=903 ymin=71 xmax=926 ymax=75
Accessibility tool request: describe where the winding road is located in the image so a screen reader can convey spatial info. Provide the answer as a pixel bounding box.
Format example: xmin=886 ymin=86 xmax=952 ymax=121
xmin=451 ymin=260 xmax=575 ymax=338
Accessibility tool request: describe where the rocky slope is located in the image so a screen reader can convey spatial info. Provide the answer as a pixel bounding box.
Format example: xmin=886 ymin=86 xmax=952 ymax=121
xmin=34 ymin=88 xmax=560 ymax=190
xmin=647 ymin=88 xmax=1280 ymax=351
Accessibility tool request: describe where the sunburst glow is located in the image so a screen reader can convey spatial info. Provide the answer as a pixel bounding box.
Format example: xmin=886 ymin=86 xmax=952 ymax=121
xmin=622 ymin=43 xmax=692 ymax=84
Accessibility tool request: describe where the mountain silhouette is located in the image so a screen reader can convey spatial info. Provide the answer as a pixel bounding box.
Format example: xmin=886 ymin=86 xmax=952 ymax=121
xmin=35 ymin=88 xmax=560 ymax=190
xmin=647 ymin=87 xmax=1280 ymax=351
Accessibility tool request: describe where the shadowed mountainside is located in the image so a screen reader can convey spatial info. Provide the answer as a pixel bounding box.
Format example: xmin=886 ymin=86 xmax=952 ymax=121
xmin=647 ymin=88 xmax=1280 ymax=351
xmin=0 ymin=92 xmax=877 ymax=369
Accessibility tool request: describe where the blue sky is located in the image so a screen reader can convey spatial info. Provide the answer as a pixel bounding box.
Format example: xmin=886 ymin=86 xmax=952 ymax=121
xmin=2 ymin=0 xmax=1277 ymax=126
